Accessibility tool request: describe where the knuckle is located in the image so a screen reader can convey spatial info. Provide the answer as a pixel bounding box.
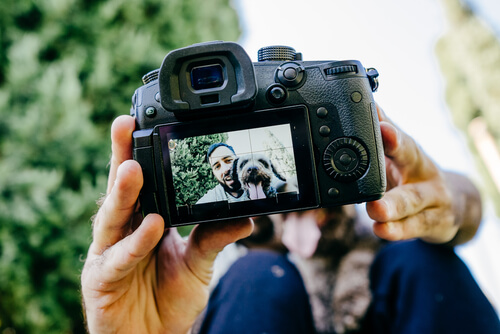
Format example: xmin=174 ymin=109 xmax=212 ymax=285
xmin=393 ymin=193 xmax=411 ymax=217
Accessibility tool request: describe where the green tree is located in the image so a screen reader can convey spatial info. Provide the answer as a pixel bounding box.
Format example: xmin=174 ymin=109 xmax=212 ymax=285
xmin=171 ymin=133 xmax=229 ymax=206
xmin=436 ymin=0 xmax=500 ymax=213
xmin=0 ymin=0 xmax=241 ymax=332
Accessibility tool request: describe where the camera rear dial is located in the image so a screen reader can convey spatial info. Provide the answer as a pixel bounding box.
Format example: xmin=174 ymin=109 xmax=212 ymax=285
xmin=323 ymin=138 xmax=369 ymax=182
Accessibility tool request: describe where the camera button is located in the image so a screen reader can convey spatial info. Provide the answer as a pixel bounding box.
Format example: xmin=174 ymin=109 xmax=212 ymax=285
xmin=350 ymin=91 xmax=362 ymax=103
xmin=316 ymin=107 xmax=328 ymax=118
xmin=328 ymin=188 xmax=340 ymax=197
xmin=267 ymin=85 xmax=287 ymax=104
xmin=319 ymin=125 xmax=331 ymax=136
xmin=277 ymin=63 xmax=305 ymax=87
xmin=339 ymin=153 xmax=353 ymax=166
xmin=145 ymin=106 xmax=157 ymax=118
xmin=283 ymin=67 xmax=298 ymax=80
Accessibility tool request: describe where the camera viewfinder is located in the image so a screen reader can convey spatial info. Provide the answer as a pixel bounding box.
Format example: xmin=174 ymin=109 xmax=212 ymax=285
xmin=191 ymin=64 xmax=224 ymax=90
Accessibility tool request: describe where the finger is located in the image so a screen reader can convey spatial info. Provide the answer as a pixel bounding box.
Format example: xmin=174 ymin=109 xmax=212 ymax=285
xmin=376 ymin=105 xmax=414 ymax=166
xmin=108 ymin=115 xmax=136 ymax=194
xmin=379 ymin=121 xmax=399 ymax=155
xmin=92 ymin=160 xmax=143 ymax=252
xmin=98 ymin=214 xmax=165 ymax=284
xmin=379 ymin=122 xmax=403 ymax=188
xmin=366 ymin=180 xmax=447 ymax=223
xmin=185 ymin=218 xmax=254 ymax=284
xmin=377 ymin=104 xmax=437 ymax=180
xmin=376 ymin=104 xmax=402 ymax=129
xmin=372 ymin=208 xmax=457 ymax=243
xmin=384 ymin=126 xmax=432 ymax=180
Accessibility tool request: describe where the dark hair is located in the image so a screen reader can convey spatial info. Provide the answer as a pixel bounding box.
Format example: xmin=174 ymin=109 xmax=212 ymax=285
xmin=206 ymin=143 xmax=236 ymax=163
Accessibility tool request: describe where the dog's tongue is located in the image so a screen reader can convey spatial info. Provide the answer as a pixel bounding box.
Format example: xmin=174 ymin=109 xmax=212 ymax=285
xmin=281 ymin=213 xmax=321 ymax=258
xmin=246 ymin=183 xmax=266 ymax=199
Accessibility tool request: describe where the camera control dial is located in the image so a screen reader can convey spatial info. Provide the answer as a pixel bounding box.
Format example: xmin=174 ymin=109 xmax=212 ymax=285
xmin=324 ymin=65 xmax=357 ymax=75
xmin=142 ymin=69 xmax=160 ymax=84
xmin=323 ymin=138 xmax=369 ymax=182
xmin=257 ymin=46 xmax=301 ymax=61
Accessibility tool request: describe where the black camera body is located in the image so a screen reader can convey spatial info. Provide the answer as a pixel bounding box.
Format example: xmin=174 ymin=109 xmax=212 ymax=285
xmin=131 ymin=41 xmax=386 ymax=227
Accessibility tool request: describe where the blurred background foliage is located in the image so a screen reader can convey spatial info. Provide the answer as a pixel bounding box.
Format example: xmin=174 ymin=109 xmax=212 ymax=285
xmin=437 ymin=0 xmax=500 ymax=214
xmin=0 ymin=0 xmax=240 ymax=332
xmin=1 ymin=0 xmax=499 ymax=332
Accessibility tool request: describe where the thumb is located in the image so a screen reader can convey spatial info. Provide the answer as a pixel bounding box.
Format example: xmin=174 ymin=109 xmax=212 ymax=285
xmin=185 ymin=218 xmax=254 ymax=284
xmin=98 ymin=214 xmax=165 ymax=283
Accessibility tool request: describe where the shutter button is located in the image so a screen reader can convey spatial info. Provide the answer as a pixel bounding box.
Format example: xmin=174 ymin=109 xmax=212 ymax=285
xmin=283 ymin=67 xmax=298 ymax=80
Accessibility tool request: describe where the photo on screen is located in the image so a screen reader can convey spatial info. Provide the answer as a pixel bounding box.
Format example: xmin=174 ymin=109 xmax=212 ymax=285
xmin=167 ymin=124 xmax=299 ymax=208
xmin=157 ymin=106 xmax=318 ymax=225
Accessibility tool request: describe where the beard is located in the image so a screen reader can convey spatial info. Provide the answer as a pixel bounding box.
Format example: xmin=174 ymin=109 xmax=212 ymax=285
xmin=221 ymin=179 xmax=242 ymax=194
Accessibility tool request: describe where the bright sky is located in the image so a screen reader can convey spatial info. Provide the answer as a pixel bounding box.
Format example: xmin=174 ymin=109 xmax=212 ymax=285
xmin=235 ymin=0 xmax=500 ymax=317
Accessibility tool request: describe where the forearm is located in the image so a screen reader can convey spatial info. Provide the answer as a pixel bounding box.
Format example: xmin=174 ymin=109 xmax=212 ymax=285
xmin=444 ymin=171 xmax=482 ymax=246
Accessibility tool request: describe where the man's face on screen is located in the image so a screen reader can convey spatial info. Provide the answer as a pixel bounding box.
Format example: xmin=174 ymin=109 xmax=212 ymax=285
xmin=209 ymin=146 xmax=240 ymax=192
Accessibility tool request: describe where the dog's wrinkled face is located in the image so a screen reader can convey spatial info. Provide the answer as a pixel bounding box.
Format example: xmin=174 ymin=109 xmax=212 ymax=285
xmin=235 ymin=153 xmax=274 ymax=188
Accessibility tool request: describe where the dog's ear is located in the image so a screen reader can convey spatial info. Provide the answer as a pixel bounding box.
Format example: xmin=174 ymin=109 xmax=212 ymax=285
xmin=231 ymin=157 xmax=239 ymax=179
xmin=271 ymin=161 xmax=287 ymax=181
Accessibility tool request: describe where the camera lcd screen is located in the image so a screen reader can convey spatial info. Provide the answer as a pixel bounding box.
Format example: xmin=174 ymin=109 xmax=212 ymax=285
xmin=157 ymin=106 xmax=318 ymax=225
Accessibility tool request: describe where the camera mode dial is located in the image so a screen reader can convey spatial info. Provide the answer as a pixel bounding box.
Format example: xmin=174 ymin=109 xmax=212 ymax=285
xmin=142 ymin=69 xmax=160 ymax=84
xmin=323 ymin=138 xmax=369 ymax=182
xmin=257 ymin=46 xmax=302 ymax=61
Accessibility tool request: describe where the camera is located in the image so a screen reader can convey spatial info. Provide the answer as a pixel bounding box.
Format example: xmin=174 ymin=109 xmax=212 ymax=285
xmin=131 ymin=41 xmax=386 ymax=227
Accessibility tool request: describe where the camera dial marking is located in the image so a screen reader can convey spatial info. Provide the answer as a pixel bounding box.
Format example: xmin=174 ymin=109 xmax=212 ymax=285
xmin=323 ymin=138 xmax=369 ymax=182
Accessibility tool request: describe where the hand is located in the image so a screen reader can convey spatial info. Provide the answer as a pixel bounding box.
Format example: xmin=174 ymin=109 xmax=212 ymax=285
xmin=81 ymin=115 xmax=253 ymax=334
xmin=366 ymin=106 xmax=482 ymax=245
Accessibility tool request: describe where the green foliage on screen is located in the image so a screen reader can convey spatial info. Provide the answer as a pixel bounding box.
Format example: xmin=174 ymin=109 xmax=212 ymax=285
xmin=171 ymin=133 xmax=229 ymax=206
